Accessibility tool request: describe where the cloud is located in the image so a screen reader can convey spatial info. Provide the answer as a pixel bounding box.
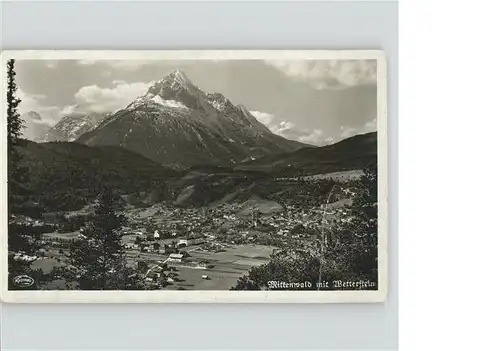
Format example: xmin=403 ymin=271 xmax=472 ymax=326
xmin=266 ymin=59 xmax=377 ymax=90
xmin=250 ymin=110 xmax=326 ymax=146
xmin=269 ymin=120 xmax=296 ymax=136
xmin=18 ymin=79 xmax=153 ymax=124
xmin=323 ymin=136 xmax=337 ymax=145
xmin=17 ymin=90 xmax=60 ymax=139
xmin=112 ymin=79 xmax=127 ymax=85
xmin=250 ymin=109 xmax=376 ymax=146
xmin=298 ymin=129 xmax=323 ymax=144
xmin=318 ymin=117 xmax=376 ymax=146
xmin=363 ymin=118 xmax=377 ymax=131
xmin=17 ymin=88 xmax=60 ymax=125
xmin=18 ymin=89 xmax=47 ymax=107
xmin=339 ymin=117 xmax=377 ymax=139
xmin=248 ymin=111 xmax=292 ymax=136
xmin=340 ymin=125 xmax=357 ymax=139
xmin=270 ymin=121 xmax=325 ymax=146
xmin=105 ymin=60 xmax=148 ymax=71
xmin=250 ymin=110 xmax=274 ymax=125
xmin=77 ymin=59 xmax=149 ymax=71
xmin=67 ymin=80 xmax=151 ymax=114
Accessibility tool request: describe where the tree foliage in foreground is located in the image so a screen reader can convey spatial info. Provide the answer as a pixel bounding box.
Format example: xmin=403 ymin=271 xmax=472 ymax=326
xmin=231 ymin=163 xmax=378 ymax=290
xmin=7 ymin=58 xmax=52 ymax=290
xmin=63 ymin=187 xmax=144 ymax=290
xmin=7 ymin=58 xmax=27 ymax=212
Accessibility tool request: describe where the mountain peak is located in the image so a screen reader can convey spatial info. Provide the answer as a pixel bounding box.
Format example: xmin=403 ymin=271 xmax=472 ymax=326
xmin=159 ymin=69 xmax=193 ymax=87
xmin=42 ymin=112 xmax=109 ymax=142
xmin=146 ymin=69 xmax=199 ymax=99
xmin=169 ymin=69 xmax=190 ymax=83
xmin=78 ymin=69 xmax=310 ymax=167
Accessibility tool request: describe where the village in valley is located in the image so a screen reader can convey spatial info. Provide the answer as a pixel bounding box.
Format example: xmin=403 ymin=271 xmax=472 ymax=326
xmin=13 ymin=175 xmax=361 ymax=290
xmin=7 ymin=58 xmax=378 ymax=292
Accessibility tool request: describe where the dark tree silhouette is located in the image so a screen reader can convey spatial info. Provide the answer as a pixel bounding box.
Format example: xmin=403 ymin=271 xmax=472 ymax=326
xmin=7 ymin=58 xmax=27 ymax=210
xmin=231 ymin=163 xmax=378 ymax=290
xmin=324 ymin=163 xmax=378 ymax=283
xmin=7 ymin=60 xmax=24 ymax=156
xmin=66 ymin=187 xmax=144 ymax=290
xmin=7 ymin=59 xmax=52 ymax=290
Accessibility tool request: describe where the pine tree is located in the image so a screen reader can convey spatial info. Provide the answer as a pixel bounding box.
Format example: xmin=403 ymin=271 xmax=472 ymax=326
xmin=337 ymin=163 xmax=378 ymax=282
xmin=231 ymin=163 xmax=379 ymax=290
xmin=7 ymin=59 xmax=26 ymax=211
xmin=67 ymin=187 xmax=144 ymax=290
xmin=320 ymin=163 xmax=378 ymax=285
xmin=7 ymin=59 xmax=51 ymax=290
xmin=7 ymin=58 xmax=28 ymax=280
xmin=7 ymin=60 xmax=24 ymax=157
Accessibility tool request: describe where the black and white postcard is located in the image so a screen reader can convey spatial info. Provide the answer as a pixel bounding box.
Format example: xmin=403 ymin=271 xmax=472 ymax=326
xmin=1 ymin=50 xmax=388 ymax=303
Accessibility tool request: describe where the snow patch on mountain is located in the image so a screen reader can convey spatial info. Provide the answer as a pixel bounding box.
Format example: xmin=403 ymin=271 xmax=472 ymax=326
xmin=127 ymin=91 xmax=190 ymax=112
xmin=42 ymin=113 xmax=109 ymax=142
xmin=150 ymin=95 xmax=188 ymax=109
xmin=77 ymin=69 xmax=310 ymax=168
xmin=170 ymin=69 xmax=191 ymax=84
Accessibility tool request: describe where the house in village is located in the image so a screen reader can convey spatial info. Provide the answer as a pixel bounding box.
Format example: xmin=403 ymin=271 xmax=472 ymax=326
xmin=178 ymin=236 xmax=205 ymax=247
xmin=124 ymin=243 xmax=139 ymax=250
xmin=166 ymin=253 xmax=184 ymax=263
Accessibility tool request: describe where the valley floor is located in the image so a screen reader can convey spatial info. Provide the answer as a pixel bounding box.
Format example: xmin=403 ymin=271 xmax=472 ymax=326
xmin=14 ymin=169 xmax=365 ymax=290
xmin=30 ymin=241 xmax=275 ymax=290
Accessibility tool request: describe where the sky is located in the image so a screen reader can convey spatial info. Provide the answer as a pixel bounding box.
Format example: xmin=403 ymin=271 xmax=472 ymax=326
xmin=15 ymin=58 xmax=377 ymax=146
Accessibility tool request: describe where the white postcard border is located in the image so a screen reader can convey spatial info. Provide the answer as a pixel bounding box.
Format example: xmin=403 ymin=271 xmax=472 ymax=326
xmin=0 ymin=50 xmax=388 ymax=303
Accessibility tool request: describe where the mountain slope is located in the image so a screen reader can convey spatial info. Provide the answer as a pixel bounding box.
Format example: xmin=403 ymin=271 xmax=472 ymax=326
xmin=41 ymin=112 xmax=109 ymax=142
xmin=15 ymin=140 xmax=177 ymax=211
xmin=236 ymin=132 xmax=377 ymax=176
xmin=162 ymin=132 xmax=377 ymax=207
xmin=77 ymin=70 xmax=309 ymax=168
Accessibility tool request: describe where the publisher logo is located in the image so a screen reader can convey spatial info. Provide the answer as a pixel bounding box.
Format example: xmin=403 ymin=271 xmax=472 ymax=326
xmin=13 ymin=275 xmax=34 ymax=288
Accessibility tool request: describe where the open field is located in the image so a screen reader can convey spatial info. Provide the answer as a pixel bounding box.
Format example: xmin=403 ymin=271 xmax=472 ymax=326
xmin=31 ymin=258 xmax=63 ymax=274
xmin=28 ymin=244 xmax=273 ymax=290
xmin=121 ymin=244 xmax=275 ymax=290
xmin=301 ymin=170 xmax=364 ymax=181
xmin=43 ymin=231 xmax=80 ymax=240
xmin=167 ymin=244 xmax=275 ymax=290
